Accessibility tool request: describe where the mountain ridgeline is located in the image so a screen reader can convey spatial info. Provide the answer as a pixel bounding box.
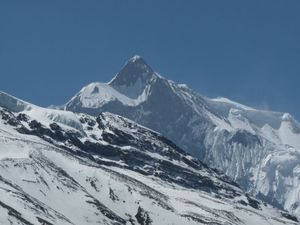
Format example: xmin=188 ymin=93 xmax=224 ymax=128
xmin=63 ymin=55 xmax=300 ymax=219
xmin=0 ymin=91 xmax=297 ymax=224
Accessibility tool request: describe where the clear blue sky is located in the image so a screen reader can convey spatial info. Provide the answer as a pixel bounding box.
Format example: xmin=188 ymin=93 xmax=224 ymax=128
xmin=1 ymin=1 xmax=300 ymax=119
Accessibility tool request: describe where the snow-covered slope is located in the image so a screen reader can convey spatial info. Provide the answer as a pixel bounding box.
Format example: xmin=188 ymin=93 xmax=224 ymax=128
xmin=0 ymin=92 xmax=297 ymax=225
xmin=63 ymin=56 xmax=300 ymax=219
xmin=65 ymin=56 xmax=155 ymax=109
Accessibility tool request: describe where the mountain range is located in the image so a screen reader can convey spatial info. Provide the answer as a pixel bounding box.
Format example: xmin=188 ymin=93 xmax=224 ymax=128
xmin=1 ymin=55 xmax=299 ymax=224
xmin=1 ymin=91 xmax=298 ymax=224
xmin=61 ymin=55 xmax=300 ymax=219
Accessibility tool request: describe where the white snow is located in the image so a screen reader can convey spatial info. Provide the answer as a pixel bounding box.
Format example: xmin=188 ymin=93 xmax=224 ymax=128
xmin=278 ymin=115 xmax=300 ymax=149
xmin=0 ymin=98 xmax=298 ymax=224
xmin=67 ymin=82 xmax=151 ymax=108
xmin=129 ymin=54 xmax=142 ymax=63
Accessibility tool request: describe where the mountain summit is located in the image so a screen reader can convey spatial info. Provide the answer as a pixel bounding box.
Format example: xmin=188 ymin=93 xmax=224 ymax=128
xmin=63 ymin=56 xmax=300 ymax=219
xmin=109 ymin=55 xmax=156 ymax=98
xmin=65 ymin=55 xmax=163 ymax=110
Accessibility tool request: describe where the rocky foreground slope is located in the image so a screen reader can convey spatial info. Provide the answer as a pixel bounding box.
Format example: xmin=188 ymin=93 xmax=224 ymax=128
xmin=0 ymin=91 xmax=297 ymax=225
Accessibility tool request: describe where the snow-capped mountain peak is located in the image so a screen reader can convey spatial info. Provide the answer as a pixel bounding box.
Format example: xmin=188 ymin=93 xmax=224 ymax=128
xmin=64 ymin=56 xmax=164 ymax=110
xmin=63 ymin=55 xmax=300 ymax=219
xmin=127 ymin=54 xmax=143 ymax=63
xmin=109 ymin=55 xmax=157 ymax=98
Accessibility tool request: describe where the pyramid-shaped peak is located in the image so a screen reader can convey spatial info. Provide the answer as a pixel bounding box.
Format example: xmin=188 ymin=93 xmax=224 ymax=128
xmin=124 ymin=55 xmax=152 ymax=71
xmin=109 ymin=55 xmax=156 ymax=89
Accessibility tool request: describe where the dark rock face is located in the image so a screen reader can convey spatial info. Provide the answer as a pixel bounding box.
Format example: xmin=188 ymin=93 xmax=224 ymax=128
xmin=51 ymin=116 xmax=237 ymax=194
xmin=245 ymin=194 xmax=261 ymax=210
xmin=110 ymin=56 xmax=154 ymax=98
xmin=135 ymin=206 xmax=152 ymax=225
xmin=0 ymin=107 xmax=238 ymax=198
xmin=228 ymin=131 xmax=261 ymax=147
xmin=281 ymin=213 xmax=299 ymax=223
xmin=0 ymin=108 xmax=22 ymax=127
